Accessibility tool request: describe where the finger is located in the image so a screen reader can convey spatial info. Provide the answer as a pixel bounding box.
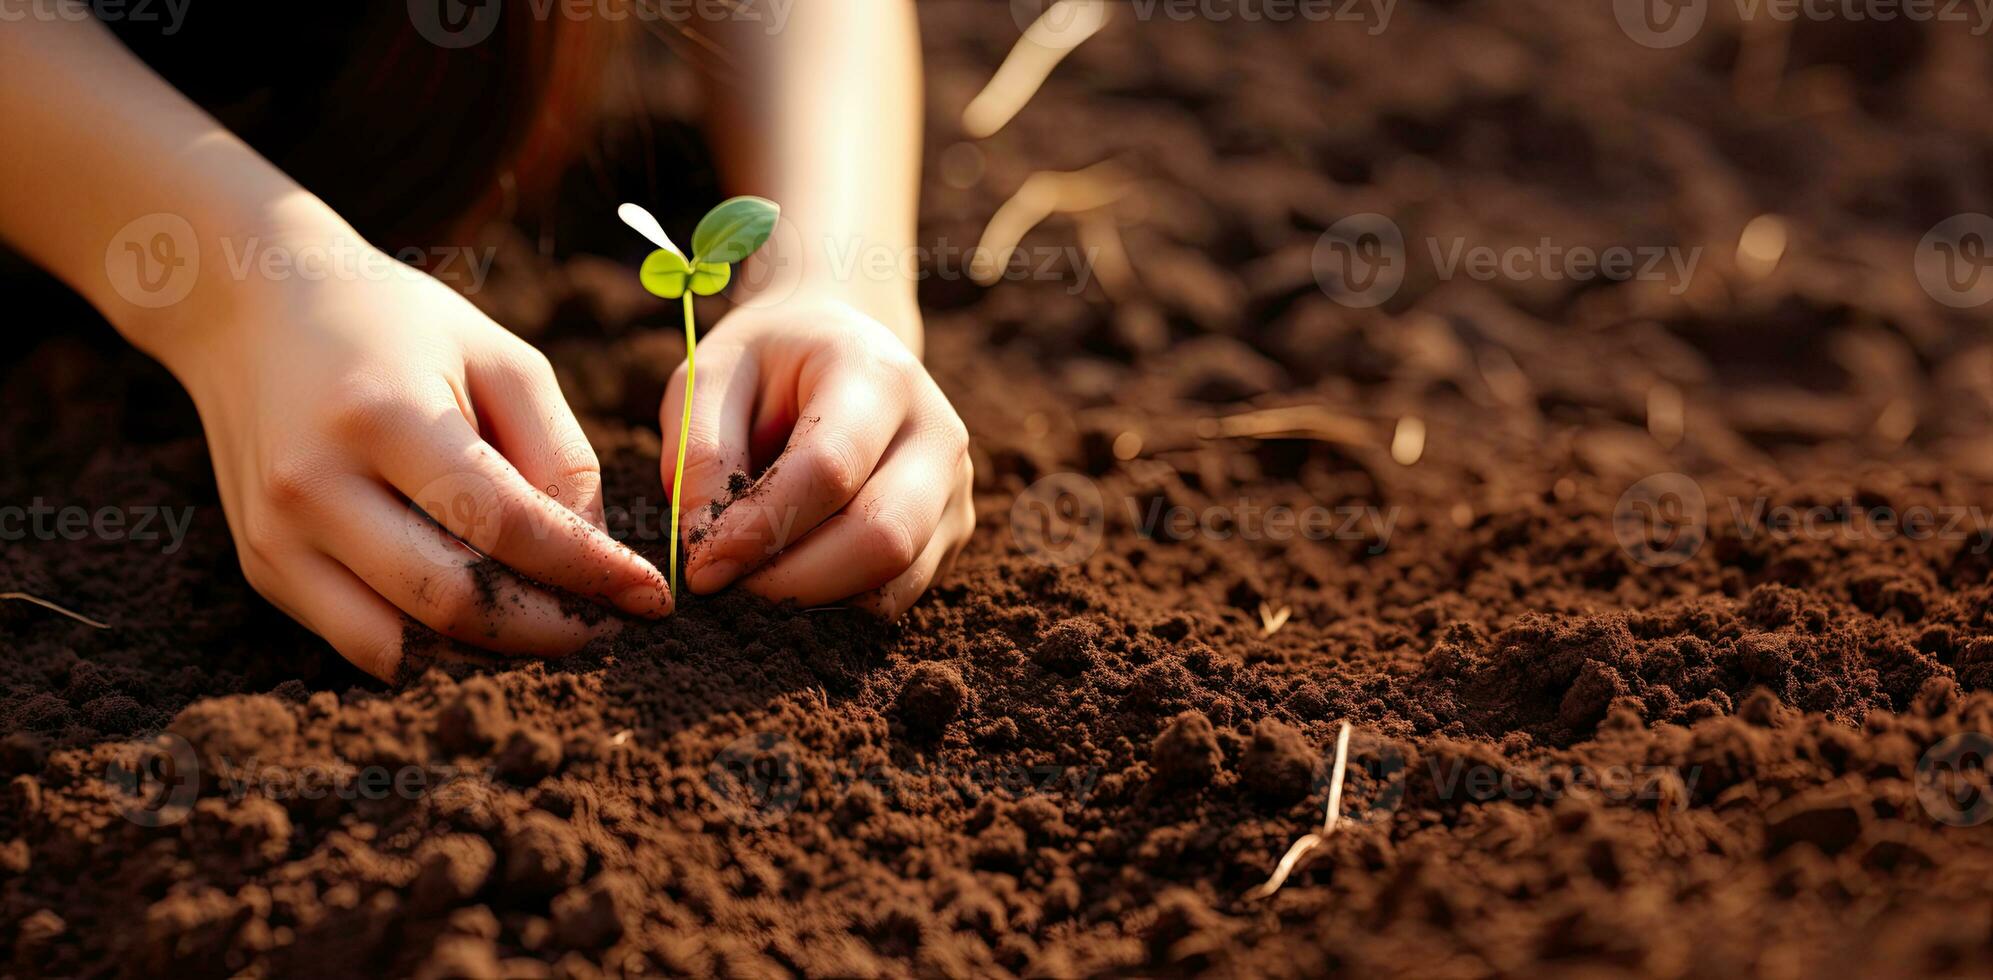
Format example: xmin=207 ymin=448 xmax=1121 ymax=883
xmin=468 ymin=348 xmax=607 ymax=527
xmin=688 ymin=357 xmax=912 ymax=593
xmin=317 ymin=480 xmax=617 ymax=656
xmin=851 ymin=482 xmax=976 ymax=619
xmin=733 ymin=424 xmax=967 ymax=607
xmin=263 ymin=551 xmax=409 ymax=682
xmin=659 ymin=343 xmax=759 ymax=546
xmin=373 ymin=409 xmax=672 ymax=618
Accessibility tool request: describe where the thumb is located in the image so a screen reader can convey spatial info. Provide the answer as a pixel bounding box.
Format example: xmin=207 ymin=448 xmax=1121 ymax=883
xmin=661 ymin=342 xmax=759 ymax=550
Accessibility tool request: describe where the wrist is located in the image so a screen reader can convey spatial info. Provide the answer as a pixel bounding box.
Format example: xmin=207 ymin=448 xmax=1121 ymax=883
xmin=733 ymin=271 xmax=923 ymax=358
xmin=102 ymin=192 xmax=359 ymax=373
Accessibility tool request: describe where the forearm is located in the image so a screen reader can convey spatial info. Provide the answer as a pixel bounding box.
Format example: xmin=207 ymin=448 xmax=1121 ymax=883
xmin=0 ymin=9 xmax=343 ymax=364
xmin=701 ymin=0 xmax=925 ymax=355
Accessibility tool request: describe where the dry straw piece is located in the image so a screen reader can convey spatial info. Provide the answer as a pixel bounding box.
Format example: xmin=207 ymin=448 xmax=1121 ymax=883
xmin=1247 ymin=719 xmax=1353 ymax=900
xmin=963 ymin=0 xmax=1111 ymax=138
xmin=1199 ymin=405 xmax=1374 ymax=447
xmin=974 ymin=161 xmax=1131 ymax=285
xmin=0 ymin=592 xmax=110 ymax=629
xmin=1257 ymin=602 xmax=1292 ymax=637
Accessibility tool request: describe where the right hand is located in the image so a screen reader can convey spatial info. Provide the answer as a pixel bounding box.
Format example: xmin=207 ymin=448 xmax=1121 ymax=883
xmin=158 ymin=228 xmax=671 ymax=679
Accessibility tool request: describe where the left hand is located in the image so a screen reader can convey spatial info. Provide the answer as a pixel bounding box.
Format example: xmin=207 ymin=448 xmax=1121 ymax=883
xmin=660 ymin=298 xmax=974 ymax=616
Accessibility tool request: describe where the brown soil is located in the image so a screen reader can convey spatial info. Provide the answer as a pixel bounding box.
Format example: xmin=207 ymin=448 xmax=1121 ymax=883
xmin=8 ymin=3 xmax=1993 ymax=977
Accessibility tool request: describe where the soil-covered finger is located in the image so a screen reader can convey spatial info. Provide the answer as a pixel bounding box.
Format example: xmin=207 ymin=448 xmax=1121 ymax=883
xmin=381 ymin=418 xmax=672 ymax=617
xmin=687 ymin=375 xmax=908 ymax=590
xmin=321 ymin=483 xmax=622 ymax=655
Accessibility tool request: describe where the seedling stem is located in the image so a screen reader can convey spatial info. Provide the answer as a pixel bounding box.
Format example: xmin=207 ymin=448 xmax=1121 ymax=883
xmin=670 ymin=291 xmax=697 ymax=594
xmin=624 ymin=197 xmax=780 ymax=595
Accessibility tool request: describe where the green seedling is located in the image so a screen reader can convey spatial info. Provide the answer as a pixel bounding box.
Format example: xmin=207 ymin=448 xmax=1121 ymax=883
xmin=620 ymin=197 xmax=780 ymax=595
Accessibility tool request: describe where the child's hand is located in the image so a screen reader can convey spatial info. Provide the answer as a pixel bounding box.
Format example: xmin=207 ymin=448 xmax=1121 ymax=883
xmin=167 ymin=243 xmax=672 ymax=678
xmin=661 ymin=299 xmax=974 ymax=616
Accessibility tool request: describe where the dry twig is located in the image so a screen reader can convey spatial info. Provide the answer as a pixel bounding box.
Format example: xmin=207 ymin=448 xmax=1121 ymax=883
xmin=1247 ymin=719 xmax=1352 ymax=900
xmin=0 ymin=592 xmax=110 ymax=629
xmin=1199 ymin=406 xmax=1374 ymax=447
xmin=974 ymin=162 xmax=1132 ymax=284
xmin=963 ymin=0 xmax=1111 ymax=138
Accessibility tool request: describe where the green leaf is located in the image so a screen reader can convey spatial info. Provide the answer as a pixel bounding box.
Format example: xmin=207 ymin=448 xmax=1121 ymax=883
xmin=691 ymin=196 xmax=780 ymax=265
xmin=639 ymin=248 xmax=690 ymax=299
xmin=688 ymin=261 xmax=732 ymax=296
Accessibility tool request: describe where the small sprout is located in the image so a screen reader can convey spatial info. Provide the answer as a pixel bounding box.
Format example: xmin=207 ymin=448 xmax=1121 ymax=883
xmin=691 ymin=196 xmax=781 ymax=264
xmin=1258 ymin=602 xmax=1291 ymax=637
xmin=624 ymin=196 xmax=781 ymax=594
xmin=617 ymin=202 xmax=682 ymax=256
xmin=639 ymin=249 xmax=732 ymax=299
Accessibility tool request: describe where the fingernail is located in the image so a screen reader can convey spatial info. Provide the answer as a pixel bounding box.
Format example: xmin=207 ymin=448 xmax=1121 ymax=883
xmin=689 ymin=559 xmax=741 ymax=594
xmin=616 ymin=583 xmax=673 ymax=618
